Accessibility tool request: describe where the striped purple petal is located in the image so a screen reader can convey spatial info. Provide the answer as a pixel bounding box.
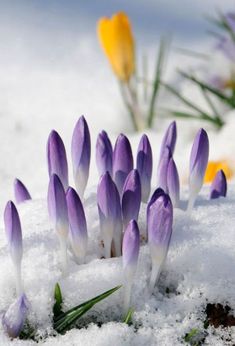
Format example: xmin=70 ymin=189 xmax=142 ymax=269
xmin=66 ymin=187 xmax=88 ymax=261
xmin=2 ymin=294 xmax=29 ymax=338
xmin=136 ymin=134 xmax=153 ymax=203
xmin=97 ymin=172 xmax=122 ymax=258
xmin=14 ymin=179 xmax=31 ymax=204
xmin=159 ymin=121 xmax=177 ymax=158
xmin=157 ymin=146 xmax=172 ymax=192
xmin=96 ymin=130 xmax=113 ymax=177
xmin=113 ymin=134 xmax=133 ymax=195
xmin=122 ymin=169 xmax=141 ymax=227
xmin=71 ymin=116 xmax=91 ymax=199
xmin=47 ymin=130 xmax=68 ymax=190
xmin=167 ymin=158 xmax=180 ymax=207
xmin=210 ymin=169 xmax=227 ymax=199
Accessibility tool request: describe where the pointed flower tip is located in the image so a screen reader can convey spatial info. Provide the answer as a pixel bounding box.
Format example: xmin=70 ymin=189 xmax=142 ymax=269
xmin=4 ymin=201 xmax=22 ymax=258
xmin=167 ymin=158 xmax=180 ymax=207
xmin=96 ymin=130 xmax=113 ymax=177
xmin=122 ymin=169 xmax=141 ymax=226
xmin=160 ymin=121 xmax=177 ymax=157
xmin=47 ymin=129 xmax=68 ymax=190
xmin=2 ymin=294 xmax=29 ymax=339
xmin=14 ymin=179 xmax=31 ymax=204
xmin=113 ymin=134 xmax=133 ymax=194
xmin=71 ymin=116 xmax=91 ymax=198
xmin=210 ymin=169 xmax=227 ymax=199
xmin=157 ymin=145 xmax=172 ymax=192
xmin=122 ymin=219 xmax=140 ymax=269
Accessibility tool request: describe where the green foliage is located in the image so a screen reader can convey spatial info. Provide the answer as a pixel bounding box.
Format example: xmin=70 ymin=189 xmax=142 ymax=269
xmin=53 ymin=283 xmax=63 ymax=320
xmin=123 ymin=308 xmax=134 ymax=325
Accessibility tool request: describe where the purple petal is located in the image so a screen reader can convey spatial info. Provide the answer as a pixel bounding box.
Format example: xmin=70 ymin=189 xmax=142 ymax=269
xmin=122 ymin=169 xmax=141 ymax=227
xmin=216 ymin=36 xmax=235 ymax=61
xmin=157 ymin=146 xmax=172 ymax=192
xmin=4 ymin=201 xmax=23 ymax=263
xmin=47 ymin=174 xmax=69 ymax=238
xmin=2 ymin=294 xmax=29 ymax=338
xmin=97 ymin=172 xmax=122 ymax=257
xmin=66 ymin=187 xmax=88 ymax=259
xmin=189 ymin=128 xmax=209 ymax=193
xmin=136 ymin=134 xmax=153 ymax=203
xmin=210 ymin=169 xmax=227 ymax=199
xmin=96 ymin=130 xmax=113 ymax=177
xmin=71 ymin=116 xmax=91 ymax=198
xmin=159 ymin=121 xmax=177 ymax=158
xmin=167 ymin=158 xmax=180 ymax=207
xmin=225 ymin=12 xmax=235 ymax=32
xmin=113 ymin=134 xmax=133 ymax=195
xmin=47 ymin=130 xmax=68 ymax=190
xmin=148 ymin=193 xmax=173 ymax=253
xmin=122 ymin=220 xmax=140 ymax=270
xmin=14 ymin=179 xmax=31 ymax=204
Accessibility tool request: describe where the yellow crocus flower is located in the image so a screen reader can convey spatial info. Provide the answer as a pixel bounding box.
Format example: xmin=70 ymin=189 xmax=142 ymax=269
xmin=97 ymin=12 xmax=135 ymax=82
xmin=204 ymin=160 xmax=234 ymax=183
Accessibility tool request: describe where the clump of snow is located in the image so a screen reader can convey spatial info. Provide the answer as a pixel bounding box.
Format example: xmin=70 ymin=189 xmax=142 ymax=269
xmin=1 ymin=182 xmax=235 ymax=345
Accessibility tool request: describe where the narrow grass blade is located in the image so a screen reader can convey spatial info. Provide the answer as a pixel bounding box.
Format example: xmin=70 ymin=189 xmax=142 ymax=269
xmin=54 ymin=285 xmax=121 ymax=333
xmin=123 ymin=307 xmax=134 ymax=325
xmin=147 ymin=37 xmax=169 ymax=128
xmin=53 ymin=283 xmax=63 ymax=320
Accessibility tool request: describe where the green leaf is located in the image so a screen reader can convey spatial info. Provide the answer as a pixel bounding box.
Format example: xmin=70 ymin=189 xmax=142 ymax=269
xmin=179 ymin=71 xmax=235 ymax=108
xmin=53 ymin=283 xmax=63 ymax=320
xmin=147 ymin=37 xmax=170 ymax=128
xmin=123 ymin=308 xmax=134 ymax=325
xmin=54 ymin=285 xmax=121 ymax=333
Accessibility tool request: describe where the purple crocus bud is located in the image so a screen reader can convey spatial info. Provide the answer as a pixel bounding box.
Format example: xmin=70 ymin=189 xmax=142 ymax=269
xmin=47 ymin=130 xmax=68 ymax=190
xmin=47 ymin=174 xmax=69 ymax=273
xmin=122 ymin=169 xmax=141 ymax=228
xmin=159 ymin=121 xmax=177 ymax=158
xmin=71 ymin=116 xmax=91 ymax=199
xmin=96 ymin=130 xmax=113 ymax=177
xmin=157 ymin=146 xmax=172 ymax=192
xmin=188 ymin=128 xmax=209 ymax=212
xmin=4 ymin=201 xmax=23 ymax=295
xmin=167 ymin=158 xmax=180 ymax=208
xmin=113 ymin=134 xmax=133 ymax=195
xmin=210 ymin=170 xmax=227 ymax=200
xmin=2 ymin=294 xmax=29 ymax=339
xmin=122 ymin=220 xmax=140 ymax=314
xmin=97 ymin=172 xmax=122 ymax=258
xmin=14 ymin=179 xmax=31 ymax=204
xmin=147 ymin=193 xmax=173 ymax=293
xmin=66 ymin=187 xmax=88 ymax=263
xmin=136 ymin=134 xmax=153 ymax=203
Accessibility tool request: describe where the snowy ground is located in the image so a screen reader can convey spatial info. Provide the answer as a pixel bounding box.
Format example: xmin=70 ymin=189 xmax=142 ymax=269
xmin=1 ymin=184 xmax=235 ymax=345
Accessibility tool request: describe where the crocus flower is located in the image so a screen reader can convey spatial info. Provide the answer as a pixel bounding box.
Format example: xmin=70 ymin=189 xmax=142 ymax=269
xmin=4 ymin=201 xmax=23 ymax=296
xmin=210 ymin=169 xmax=227 ymax=199
xmin=2 ymin=294 xmax=29 ymax=339
xmin=113 ymin=134 xmax=133 ymax=195
xmin=122 ymin=220 xmax=140 ymax=314
xmin=48 ymin=174 xmax=69 ymax=274
xmin=136 ymin=134 xmax=152 ymax=203
xmin=167 ymin=158 xmax=180 ymax=208
xmin=122 ymin=169 xmax=141 ymax=227
xmin=156 ymin=146 xmax=172 ymax=192
xmin=97 ymin=172 xmax=122 ymax=258
xmin=71 ymin=116 xmax=91 ymax=199
xmin=96 ymin=130 xmax=113 ymax=177
xmin=147 ymin=193 xmax=173 ymax=293
xmin=66 ymin=187 xmax=88 ymax=263
xmin=47 ymin=130 xmax=68 ymax=190
xmin=14 ymin=179 xmax=31 ymax=204
xmin=159 ymin=121 xmax=177 ymax=158
xmin=204 ymin=160 xmax=233 ymax=183
xmin=97 ymin=12 xmax=135 ymax=82
xmin=188 ymin=128 xmax=209 ymax=212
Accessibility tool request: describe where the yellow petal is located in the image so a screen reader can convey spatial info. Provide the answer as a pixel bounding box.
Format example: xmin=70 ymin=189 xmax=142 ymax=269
xmin=97 ymin=12 xmax=135 ymax=82
xmin=204 ymin=160 xmax=234 ymax=183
